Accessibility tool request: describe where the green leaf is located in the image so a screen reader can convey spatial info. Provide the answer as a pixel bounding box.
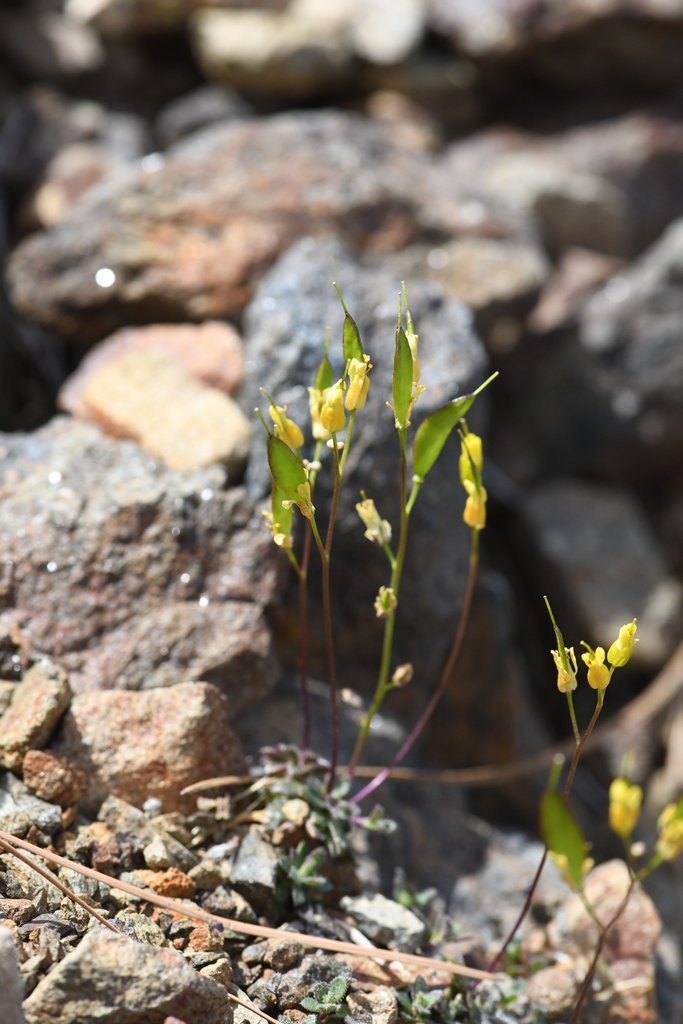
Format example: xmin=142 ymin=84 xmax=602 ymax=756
xmin=342 ymin=313 xmax=364 ymax=363
xmin=540 ymin=790 xmax=587 ymax=891
xmin=412 ymin=394 xmax=475 ymax=481
xmin=267 ymin=434 xmax=308 ymax=499
xmin=314 ymin=352 xmax=334 ymax=391
xmin=392 ymin=326 xmax=414 ymax=429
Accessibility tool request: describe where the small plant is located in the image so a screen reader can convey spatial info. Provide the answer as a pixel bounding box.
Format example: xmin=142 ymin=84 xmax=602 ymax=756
xmin=397 ymin=975 xmax=454 ymax=1022
xmin=258 ymin=285 xmax=496 ymax=795
xmin=245 ymin=745 xmax=394 ymax=908
xmin=283 ymin=965 xmax=356 ymax=1023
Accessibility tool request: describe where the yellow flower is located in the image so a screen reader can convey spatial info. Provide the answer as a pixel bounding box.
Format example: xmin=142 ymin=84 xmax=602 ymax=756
xmin=308 ymin=387 xmax=330 ymax=441
xmin=356 ymin=497 xmax=392 ymax=546
xmin=551 ymin=646 xmax=578 ymax=693
xmin=462 ymin=478 xmax=487 ymax=530
xmin=269 ymin=403 xmax=304 ymax=449
xmin=656 ymin=800 xmax=683 ymax=861
xmin=459 ymin=433 xmax=483 ymax=487
xmin=345 ymin=356 xmax=371 ymax=411
xmin=320 ymin=380 xmax=346 ymax=434
xmin=581 ymin=646 xmax=611 ymax=689
xmin=609 ymin=778 xmax=643 ymax=838
xmin=607 ymin=619 xmax=638 ymax=668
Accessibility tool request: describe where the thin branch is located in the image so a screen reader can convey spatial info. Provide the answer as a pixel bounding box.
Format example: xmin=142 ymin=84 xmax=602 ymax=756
xmin=0 ymin=829 xmax=494 ymax=982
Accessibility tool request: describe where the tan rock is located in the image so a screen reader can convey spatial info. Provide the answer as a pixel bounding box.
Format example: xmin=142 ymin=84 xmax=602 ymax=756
xmin=134 ymin=867 xmax=197 ymax=899
xmin=59 ymin=321 xmax=245 ymax=413
xmin=52 ymin=681 xmax=246 ymax=813
xmin=0 ymin=660 xmax=71 ymax=770
xmin=76 ymin=348 xmax=251 ymax=473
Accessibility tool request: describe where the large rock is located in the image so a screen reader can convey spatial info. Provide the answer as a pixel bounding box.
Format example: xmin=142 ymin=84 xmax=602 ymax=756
xmin=441 ymin=111 xmax=683 ymax=258
xmin=7 ymin=109 xmax=522 ymax=343
xmin=579 ymin=217 xmax=683 ymax=477
xmin=0 ymin=417 xmax=277 ymax=707
xmin=22 ymin=927 xmax=232 ymax=1024
xmin=524 ymin=479 xmax=683 ymax=669
xmin=52 ymin=681 xmax=246 ymax=813
xmin=429 ymin=0 xmax=683 ymax=89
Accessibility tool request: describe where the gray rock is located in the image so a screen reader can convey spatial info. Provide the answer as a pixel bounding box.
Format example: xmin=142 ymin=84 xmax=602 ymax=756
xmin=243 ymin=236 xmax=488 ymax=709
xmin=429 ymin=0 xmax=683 ymax=89
xmin=340 ymin=892 xmax=427 ymax=952
xmin=0 ymin=774 xmax=62 ymax=837
xmin=230 ymin=831 xmax=281 ymax=918
xmin=0 ymin=417 xmax=277 ymax=709
xmin=22 ymin=927 xmax=232 ymax=1024
xmin=524 ymin=479 xmax=683 ymax=669
xmin=155 ymin=84 xmax=251 ymax=148
xmin=0 ymin=925 xmax=26 ymax=1024
xmin=347 ymin=985 xmax=398 ymax=1024
xmin=579 ymin=217 xmax=683 ymax=474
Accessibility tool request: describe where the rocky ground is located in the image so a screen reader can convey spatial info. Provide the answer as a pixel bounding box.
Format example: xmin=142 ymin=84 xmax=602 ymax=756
xmin=2 ymin=0 xmax=683 ymax=1021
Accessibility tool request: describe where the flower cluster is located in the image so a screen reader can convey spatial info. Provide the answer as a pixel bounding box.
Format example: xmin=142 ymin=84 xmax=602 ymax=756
xmin=551 ymin=619 xmax=638 ymax=695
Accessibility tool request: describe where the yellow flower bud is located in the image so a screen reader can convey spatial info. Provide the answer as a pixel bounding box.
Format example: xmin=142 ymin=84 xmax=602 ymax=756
xmin=656 ymin=800 xmax=683 ymax=861
xmin=551 ymin=646 xmax=578 ymax=693
xmin=607 ymin=619 xmax=638 ymax=668
xmin=308 ymin=387 xmax=330 ymax=441
xmin=269 ymin=403 xmax=304 ymax=449
xmin=320 ymin=380 xmax=346 ymax=434
xmin=609 ymin=778 xmax=643 ymax=838
xmin=581 ymin=645 xmax=611 ymax=689
xmin=462 ymin=478 xmax=487 ymax=530
xmin=345 ymin=356 xmax=371 ymax=411
xmin=459 ymin=433 xmax=483 ymax=487
xmin=356 ymin=497 xmax=392 ymax=546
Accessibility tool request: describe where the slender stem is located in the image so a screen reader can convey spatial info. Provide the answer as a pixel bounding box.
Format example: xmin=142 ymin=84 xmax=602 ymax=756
xmin=354 ymin=528 xmax=479 ymax=803
xmin=298 ymin=524 xmax=312 ymax=751
xmin=348 ymin=429 xmax=410 ymax=774
xmin=564 ymin=690 xmax=604 ymax=796
xmin=565 ymin=691 xmax=581 ymax=744
xmin=338 ymin=410 xmax=356 ymax=476
xmin=485 ymin=849 xmax=549 ymax=976
xmin=322 ymin=438 xmax=343 ymax=790
xmin=486 ymin=688 xmax=606 ymax=974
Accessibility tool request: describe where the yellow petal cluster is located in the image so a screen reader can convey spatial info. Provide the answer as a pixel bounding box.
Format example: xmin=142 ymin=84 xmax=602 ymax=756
xmin=581 ymin=646 xmax=610 ymax=689
xmin=551 ymin=646 xmax=578 ymax=693
xmin=608 ymin=778 xmax=643 ymax=838
xmin=269 ymin=403 xmax=304 ymax=449
xmin=345 ymin=356 xmax=371 ymax=411
xmin=607 ymin=619 xmax=638 ymax=667
xmin=459 ymin=432 xmax=487 ymax=530
xmin=656 ymin=801 xmax=683 ymax=862
xmin=320 ymin=381 xmax=346 ymax=434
